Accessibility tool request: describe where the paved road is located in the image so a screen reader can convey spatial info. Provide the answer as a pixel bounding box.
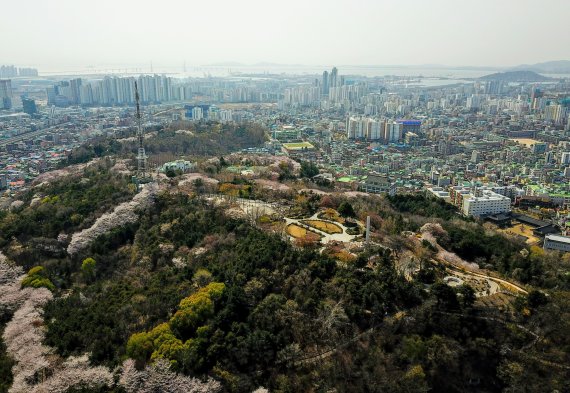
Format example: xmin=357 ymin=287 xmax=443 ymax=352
xmin=0 ymin=122 xmax=71 ymax=147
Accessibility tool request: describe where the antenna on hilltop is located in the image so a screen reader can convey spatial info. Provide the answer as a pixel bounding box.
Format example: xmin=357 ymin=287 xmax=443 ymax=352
xmin=134 ymin=81 xmax=149 ymax=188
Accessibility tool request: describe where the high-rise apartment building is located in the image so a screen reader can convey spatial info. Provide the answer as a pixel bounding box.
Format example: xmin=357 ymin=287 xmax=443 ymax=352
xmin=0 ymin=80 xmax=13 ymax=109
xmin=346 ymin=117 xmax=385 ymax=141
xmin=544 ymin=104 xmax=567 ymax=126
xmin=322 ymin=70 xmax=329 ymax=95
xmin=384 ymin=121 xmax=402 ymax=143
xmin=0 ymin=66 xmax=17 ymax=78
xmin=45 ymin=75 xmax=172 ymax=107
xmin=70 ymin=78 xmax=82 ymax=105
xmin=329 ymin=67 xmax=338 ymax=89
xmin=191 ymin=107 xmax=203 ymax=121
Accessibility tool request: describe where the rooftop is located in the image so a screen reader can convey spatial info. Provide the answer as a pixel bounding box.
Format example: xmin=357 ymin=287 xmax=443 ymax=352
xmin=545 ymin=234 xmax=570 ymax=244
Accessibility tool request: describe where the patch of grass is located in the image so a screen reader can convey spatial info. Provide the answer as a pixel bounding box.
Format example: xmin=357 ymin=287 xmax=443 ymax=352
xmin=287 ymin=224 xmax=322 ymax=240
xmin=302 ymin=220 xmax=343 ymax=234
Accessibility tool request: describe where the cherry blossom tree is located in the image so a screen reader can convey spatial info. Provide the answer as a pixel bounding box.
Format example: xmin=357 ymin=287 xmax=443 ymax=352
xmin=119 ymin=359 xmax=221 ymax=393
xmin=67 ymin=183 xmax=157 ymax=255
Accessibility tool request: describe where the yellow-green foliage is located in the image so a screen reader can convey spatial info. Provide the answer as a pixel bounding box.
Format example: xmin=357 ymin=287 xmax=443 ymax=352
xmin=21 ymin=266 xmax=55 ymax=291
xmin=41 ymin=195 xmax=60 ymax=204
xmin=81 ymin=257 xmax=96 ymax=281
xmin=126 ymin=282 xmax=225 ymax=367
xmin=171 ymin=282 xmax=224 ymax=335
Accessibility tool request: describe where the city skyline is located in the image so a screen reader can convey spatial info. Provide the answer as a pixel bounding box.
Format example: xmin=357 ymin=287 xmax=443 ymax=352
xmin=2 ymin=0 xmax=569 ymax=71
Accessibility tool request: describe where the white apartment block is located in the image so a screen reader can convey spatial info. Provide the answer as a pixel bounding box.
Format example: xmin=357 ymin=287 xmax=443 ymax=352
xmin=461 ymin=190 xmax=511 ymax=218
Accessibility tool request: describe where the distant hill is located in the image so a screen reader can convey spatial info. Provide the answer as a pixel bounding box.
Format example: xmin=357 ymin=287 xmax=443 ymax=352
xmin=479 ymin=70 xmax=551 ymax=82
xmin=509 ymin=60 xmax=570 ymax=74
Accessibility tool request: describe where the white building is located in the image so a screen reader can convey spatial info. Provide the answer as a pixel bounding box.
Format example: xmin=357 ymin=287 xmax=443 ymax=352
xmin=219 ymin=109 xmax=232 ymax=123
xmin=426 ymin=186 xmax=451 ymax=202
xmin=384 ymin=121 xmax=402 ymax=143
xmin=461 ymin=190 xmax=511 ymax=217
xmin=161 ymin=160 xmax=196 ymax=173
xmin=367 ymin=119 xmax=383 ymax=140
xmin=543 ymin=234 xmax=570 ymax=252
xmin=346 ymin=117 xmax=383 ymax=141
xmin=191 ymin=107 xmax=203 ymax=121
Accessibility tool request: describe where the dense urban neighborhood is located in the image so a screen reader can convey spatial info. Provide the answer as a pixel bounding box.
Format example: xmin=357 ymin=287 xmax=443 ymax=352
xmin=1 ymin=60 xmax=570 ymax=393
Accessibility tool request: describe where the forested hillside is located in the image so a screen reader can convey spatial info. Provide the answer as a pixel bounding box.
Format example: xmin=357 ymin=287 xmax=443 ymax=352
xmin=0 ymin=154 xmax=568 ymax=392
xmin=60 ymin=121 xmax=267 ymax=167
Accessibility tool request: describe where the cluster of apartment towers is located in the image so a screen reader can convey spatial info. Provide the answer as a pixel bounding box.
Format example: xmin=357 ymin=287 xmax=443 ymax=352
xmin=345 ymin=117 xmax=422 ymax=143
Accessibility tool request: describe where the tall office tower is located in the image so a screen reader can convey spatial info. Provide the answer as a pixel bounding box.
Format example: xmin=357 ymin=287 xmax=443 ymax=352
xmin=545 ymin=151 xmax=554 ymax=164
xmin=70 ymin=78 xmax=82 ymax=105
xmin=322 ymin=70 xmax=329 ymax=95
xmin=561 ymin=152 xmax=570 ymax=166
xmin=329 ymin=67 xmax=338 ymax=88
xmin=21 ymin=97 xmax=37 ymax=115
xmin=0 ymin=80 xmax=13 ymax=109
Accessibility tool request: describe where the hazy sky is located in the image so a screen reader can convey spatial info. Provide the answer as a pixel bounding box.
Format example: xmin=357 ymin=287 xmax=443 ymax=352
xmin=2 ymin=0 xmax=569 ymax=71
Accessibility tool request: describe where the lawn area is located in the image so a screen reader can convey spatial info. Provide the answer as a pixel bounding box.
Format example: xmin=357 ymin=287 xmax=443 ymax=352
xmin=302 ymin=220 xmax=343 ymax=234
xmin=287 ymin=223 xmax=322 ymax=240
xmin=501 ymin=223 xmax=540 ymax=244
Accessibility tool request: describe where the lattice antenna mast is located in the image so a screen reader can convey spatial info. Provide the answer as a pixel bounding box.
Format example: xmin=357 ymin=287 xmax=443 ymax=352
xmin=134 ymin=81 xmax=148 ymax=181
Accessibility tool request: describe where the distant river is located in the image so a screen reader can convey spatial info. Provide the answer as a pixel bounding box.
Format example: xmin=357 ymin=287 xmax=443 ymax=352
xmin=194 ymin=65 xmax=498 ymax=78
xmin=38 ymin=64 xmax=497 ymax=79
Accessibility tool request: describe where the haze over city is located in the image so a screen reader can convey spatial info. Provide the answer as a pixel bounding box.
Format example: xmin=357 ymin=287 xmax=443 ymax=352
xmin=1 ymin=1 xmax=570 ymax=393
xmin=2 ymin=0 xmax=570 ymax=72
